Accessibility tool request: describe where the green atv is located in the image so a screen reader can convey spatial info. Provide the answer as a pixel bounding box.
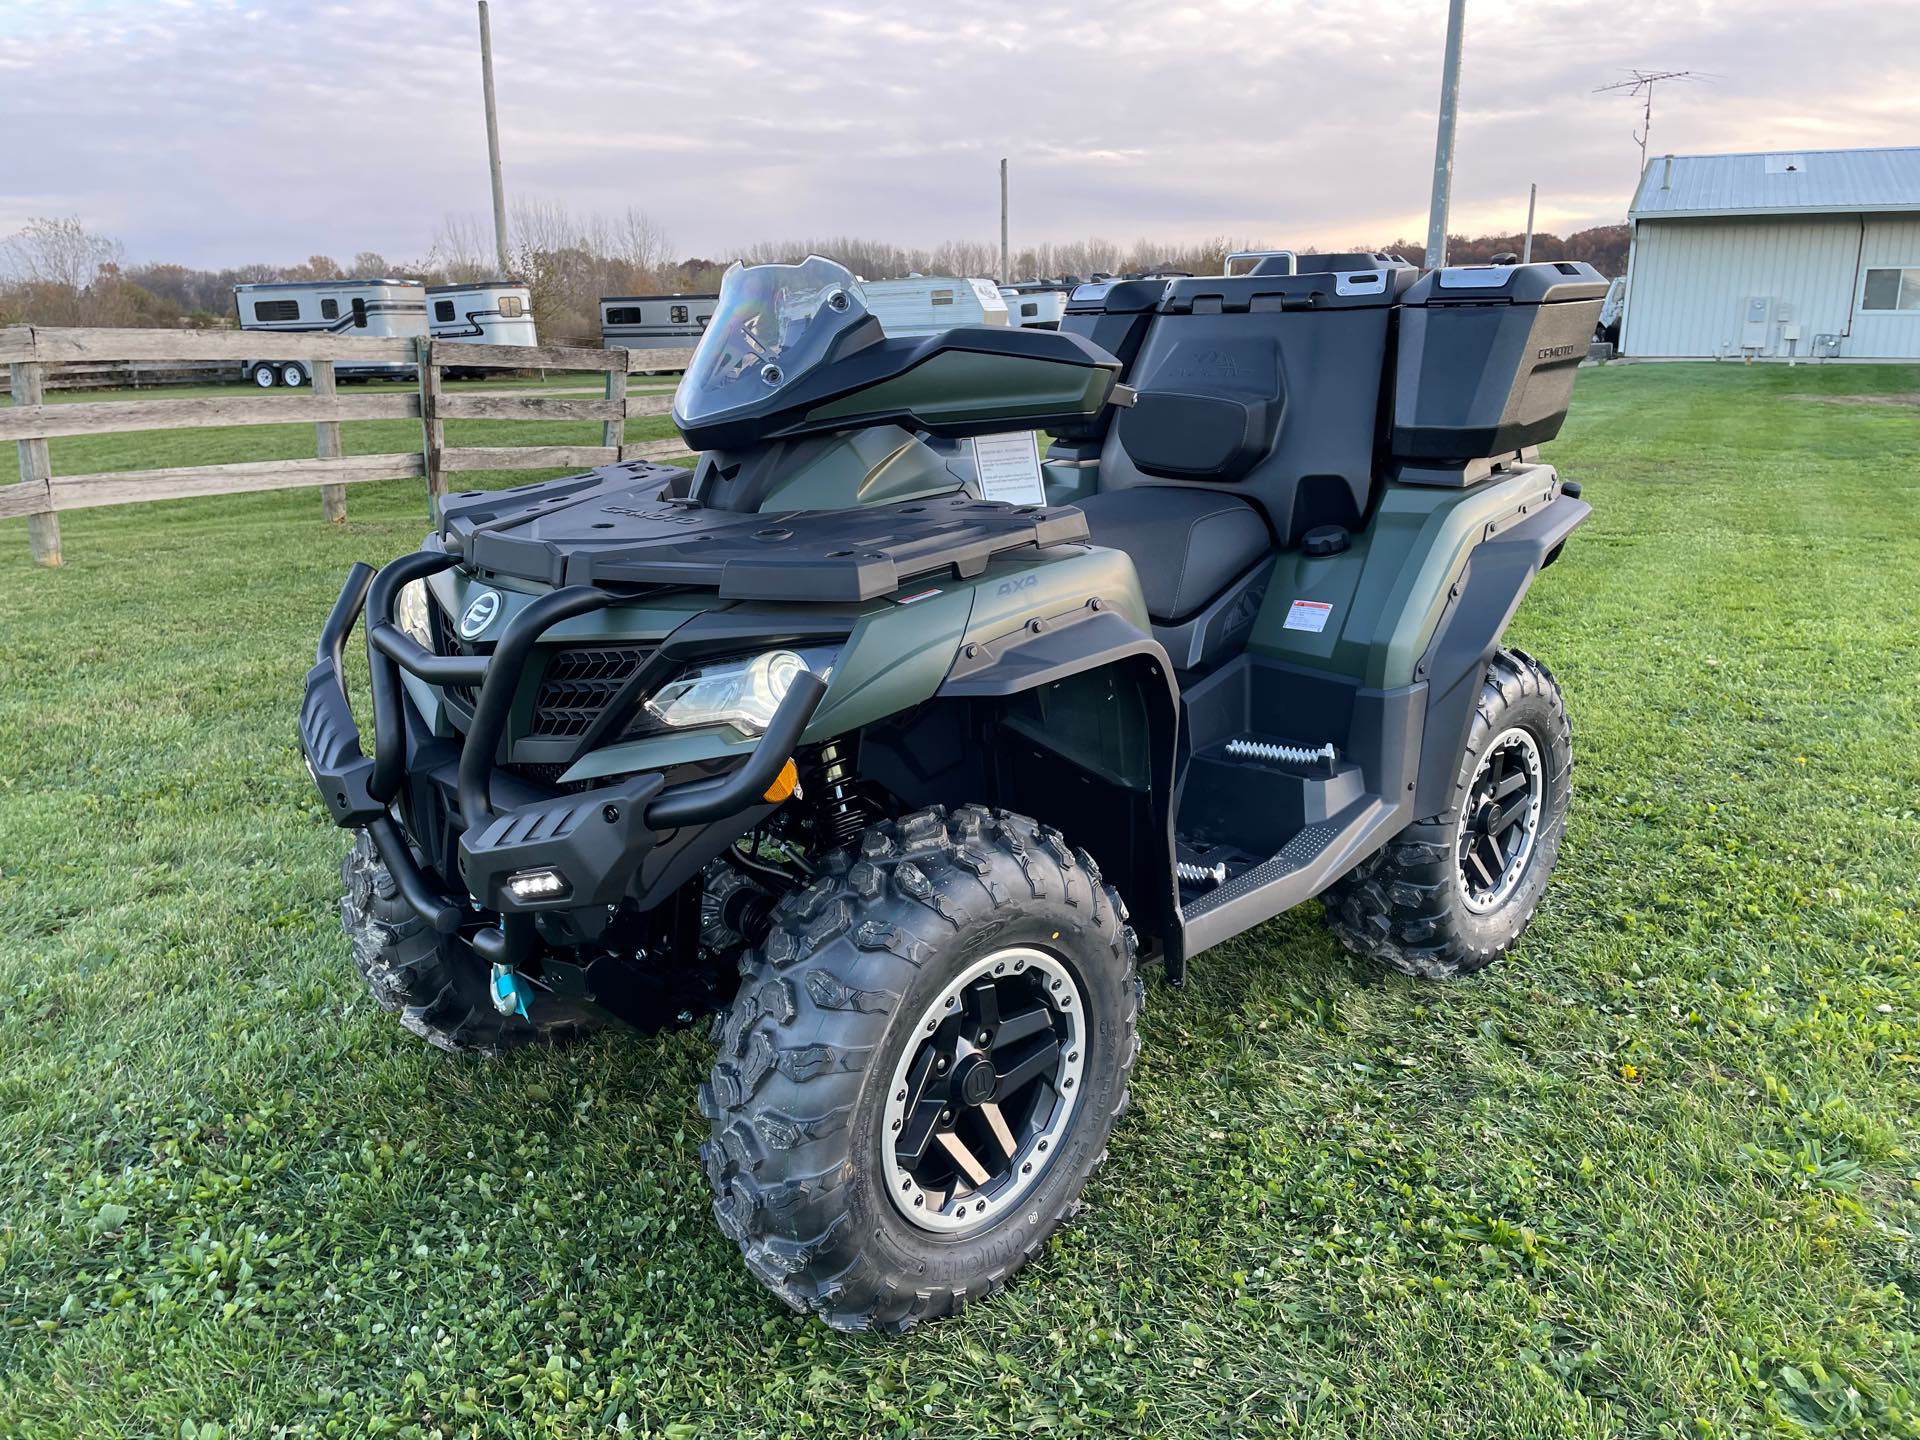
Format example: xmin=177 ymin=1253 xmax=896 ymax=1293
xmin=300 ymin=252 xmax=1604 ymax=1329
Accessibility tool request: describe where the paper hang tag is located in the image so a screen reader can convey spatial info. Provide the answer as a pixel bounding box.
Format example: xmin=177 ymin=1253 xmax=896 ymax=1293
xmin=969 ymin=432 xmax=1046 ymax=506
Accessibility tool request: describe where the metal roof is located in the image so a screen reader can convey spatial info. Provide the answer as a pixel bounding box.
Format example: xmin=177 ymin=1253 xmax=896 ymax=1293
xmin=232 ymin=277 xmax=422 ymax=291
xmin=1630 ymin=146 xmax=1920 ymax=220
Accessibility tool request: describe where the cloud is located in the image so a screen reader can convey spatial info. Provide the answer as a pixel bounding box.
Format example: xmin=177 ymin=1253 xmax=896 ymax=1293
xmin=0 ymin=0 xmax=1913 ymax=267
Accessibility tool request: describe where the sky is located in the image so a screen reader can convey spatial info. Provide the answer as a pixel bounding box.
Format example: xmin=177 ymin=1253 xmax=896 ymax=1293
xmin=1 ymin=0 xmax=1915 ymax=269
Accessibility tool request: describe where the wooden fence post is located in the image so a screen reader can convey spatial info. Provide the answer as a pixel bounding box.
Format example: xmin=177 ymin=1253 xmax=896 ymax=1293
xmin=9 ymin=360 xmax=60 ymax=567
xmin=417 ymin=337 xmax=445 ymax=504
xmin=604 ymin=365 xmax=627 ymax=459
xmin=312 ymin=358 xmax=347 ymax=523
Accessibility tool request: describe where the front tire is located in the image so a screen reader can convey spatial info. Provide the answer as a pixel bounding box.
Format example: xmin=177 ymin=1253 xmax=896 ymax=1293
xmin=280 ymin=361 xmax=307 ymax=387
xmin=700 ymin=805 xmax=1142 ymax=1331
xmin=251 ymin=364 xmax=276 ymax=388
xmin=339 ymin=830 xmax=602 ymax=1055
xmin=1322 ymin=648 xmax=1571 ymax=978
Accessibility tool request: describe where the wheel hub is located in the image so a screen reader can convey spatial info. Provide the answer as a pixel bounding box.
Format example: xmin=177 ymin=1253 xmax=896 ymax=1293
xmin=1458 ymin=725 xmax=1545 ymax=913
xmin=881 ymin=946 xmax=1085 ymax=1233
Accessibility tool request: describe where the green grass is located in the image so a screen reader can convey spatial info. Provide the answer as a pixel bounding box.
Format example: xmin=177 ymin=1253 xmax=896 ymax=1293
xmin=1 ymin=364 xmax=1917 ymax=1438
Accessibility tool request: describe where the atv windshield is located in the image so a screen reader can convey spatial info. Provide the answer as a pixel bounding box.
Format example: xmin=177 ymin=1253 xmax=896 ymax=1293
xmin=672 ymin=256 xmax=867 ymax=429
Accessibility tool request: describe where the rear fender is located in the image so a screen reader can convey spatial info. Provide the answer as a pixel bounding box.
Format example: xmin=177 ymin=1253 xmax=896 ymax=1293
xmin=1412 ymin=494 xmax=1589 ymax=817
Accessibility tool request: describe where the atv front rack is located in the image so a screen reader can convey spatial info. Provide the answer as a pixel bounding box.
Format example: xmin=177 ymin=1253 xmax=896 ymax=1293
xmin=435 ymin=462 xmax=1092 ymax=599
xmin=297 ymin=550 xmax=825 ymax=937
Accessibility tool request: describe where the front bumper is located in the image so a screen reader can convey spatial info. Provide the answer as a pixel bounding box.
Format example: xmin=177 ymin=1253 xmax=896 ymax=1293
xmin=297 ymin=550 xmax=825 ymax=938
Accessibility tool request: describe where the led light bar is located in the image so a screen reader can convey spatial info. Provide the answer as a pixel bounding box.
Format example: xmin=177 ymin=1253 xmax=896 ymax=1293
xmin=506 ymin=867 xmax=570 ymax=901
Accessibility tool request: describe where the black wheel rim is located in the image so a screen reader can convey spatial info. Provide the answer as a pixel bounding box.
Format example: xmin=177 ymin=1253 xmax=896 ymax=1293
xmin=1458 ymin=725 xmax=1545 ymax=914
xmin=882 ymin=947 xmax=1084 ymax=1233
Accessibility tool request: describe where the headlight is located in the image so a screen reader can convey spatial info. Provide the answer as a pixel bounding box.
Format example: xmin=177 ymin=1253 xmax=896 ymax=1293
xmin=396 ymin=578 xmax=434 ymax=649
xmin=643 ymin=647 xmax=834 ymax=736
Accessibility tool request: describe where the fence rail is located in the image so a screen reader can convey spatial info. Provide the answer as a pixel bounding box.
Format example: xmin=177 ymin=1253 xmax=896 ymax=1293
xmin=0 ymin=359 xmax=240 ymax=395
xmin=0 ymin=325 xmax=695 ymax=567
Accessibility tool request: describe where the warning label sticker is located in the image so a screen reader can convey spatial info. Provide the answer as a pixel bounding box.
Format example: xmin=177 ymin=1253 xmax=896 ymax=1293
xmin=1283 ymin=599 xmax=1333 ymax=634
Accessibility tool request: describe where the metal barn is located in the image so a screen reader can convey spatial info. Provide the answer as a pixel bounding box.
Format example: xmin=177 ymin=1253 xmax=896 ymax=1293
xmin=1622 ymin=146 xmax=1920 ymax=361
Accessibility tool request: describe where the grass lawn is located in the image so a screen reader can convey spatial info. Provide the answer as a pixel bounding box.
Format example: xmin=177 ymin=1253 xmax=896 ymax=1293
xmin=0 ymin=363 xmax=1917 ymax=1438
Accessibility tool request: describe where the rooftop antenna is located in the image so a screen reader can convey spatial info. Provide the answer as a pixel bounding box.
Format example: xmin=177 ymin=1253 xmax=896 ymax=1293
xmin=1593 ymin=69 xmax=1708 ymax=181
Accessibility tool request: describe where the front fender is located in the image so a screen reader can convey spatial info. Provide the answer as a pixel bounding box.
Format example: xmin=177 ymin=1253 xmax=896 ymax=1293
xmin=940 ymin=606 xmax=1184 ymax=969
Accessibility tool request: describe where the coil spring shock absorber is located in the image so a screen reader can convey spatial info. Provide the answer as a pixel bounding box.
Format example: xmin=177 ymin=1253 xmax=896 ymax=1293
xmin=808 ymin=738 xmax=869 ymax=848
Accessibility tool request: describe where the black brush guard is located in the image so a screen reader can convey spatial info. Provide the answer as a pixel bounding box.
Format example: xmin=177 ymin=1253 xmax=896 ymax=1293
xmin=297 ymin=550 xmax=825 ymax=937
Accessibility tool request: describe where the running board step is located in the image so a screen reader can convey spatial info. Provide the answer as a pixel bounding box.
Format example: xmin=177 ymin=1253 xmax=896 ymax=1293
xmin=1176 ymin=793 xmax=1411 ymax=957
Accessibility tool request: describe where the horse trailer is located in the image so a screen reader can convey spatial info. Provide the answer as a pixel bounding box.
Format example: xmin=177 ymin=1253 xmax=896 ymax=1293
xmin=999 ymin=284 xmax=1071 ymax=329
xmin=233 ymin=279 xmax=426 ymax=386
xmin=428 ymin=282 xmax=537 ymax=348
xmin=600 ymin=294 xmax=719 ymax=350
xmin=857 ymin=277 xmax=1009 ymax=334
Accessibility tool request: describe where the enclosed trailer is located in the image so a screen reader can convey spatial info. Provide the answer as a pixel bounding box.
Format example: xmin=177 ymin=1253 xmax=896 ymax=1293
xmin=999 ymin=284 xmax=1070 ymax=329
xmin=233 ymin=278 xmax=426 ymax=386
xmin=428 ymin=282 xmax=537 ymax=347
xmin=857 ymin=277 xmax=1008 ymax=334
xmin=600 ymin=294 xmax=719 ymax=350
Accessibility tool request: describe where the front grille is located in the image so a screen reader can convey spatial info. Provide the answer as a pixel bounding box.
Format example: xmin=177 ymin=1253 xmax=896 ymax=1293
xmin=528 ymin=645 xmax=650 ymax=738
xmin=430 ymin=604 xmax=482 ymax=711
xmin=431 ymin=600 xmax=648 ymax=740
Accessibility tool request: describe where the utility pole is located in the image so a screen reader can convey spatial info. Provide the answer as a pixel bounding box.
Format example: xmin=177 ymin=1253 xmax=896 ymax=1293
xmin=1594 ymin=69 xmax=1703 ymax=182
xmin=1423 ymin=0 xmax=1468 ymax=270
xmin=478 ymin=0 xmax=511 ymax=275
xmin=1522 ymin=181 xmax=1537 ymax=263
xmin=999 ymin=158 xmax=1010 ymax=286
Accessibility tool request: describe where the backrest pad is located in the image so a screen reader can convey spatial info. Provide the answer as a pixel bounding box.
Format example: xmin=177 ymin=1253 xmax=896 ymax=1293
xmin=1097 ymin=269 xmax=1416 ymax=548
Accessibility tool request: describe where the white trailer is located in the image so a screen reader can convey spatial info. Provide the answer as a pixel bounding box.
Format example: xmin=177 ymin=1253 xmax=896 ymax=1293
xmin=857 ymin=277 xmax=1009 ymax=334
xmin=998 ymin=284 xmax=1070 ymax=329
xmin=600 ymin=294 xmax=719 ymax=350
xmin=428 ymin=281 xmax=537 ymax=347
xmin=233 ymin=278 xmax=427 ymax=386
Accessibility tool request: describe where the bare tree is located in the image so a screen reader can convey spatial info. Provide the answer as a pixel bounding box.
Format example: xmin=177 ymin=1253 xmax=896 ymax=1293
xmin=428 ymin=213 xmax=496 ymax=283
xmin=1 ymin=217 xmax=123 ymax=290
xmin=614 ymin=207 xmax=672 ymax=283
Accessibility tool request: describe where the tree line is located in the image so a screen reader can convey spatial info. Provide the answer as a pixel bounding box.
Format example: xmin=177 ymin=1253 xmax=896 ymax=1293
xmin=0 ymin=208 xmax=1631 ymax=344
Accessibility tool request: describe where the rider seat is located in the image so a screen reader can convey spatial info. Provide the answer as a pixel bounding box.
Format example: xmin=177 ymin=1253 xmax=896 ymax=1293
xmin=1076 ymin=486 xmax=1271 ymax=624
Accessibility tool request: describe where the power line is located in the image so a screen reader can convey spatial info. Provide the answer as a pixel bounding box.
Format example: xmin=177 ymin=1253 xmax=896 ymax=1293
xmin=1593 ymin=69 xmax=1710 ymax=179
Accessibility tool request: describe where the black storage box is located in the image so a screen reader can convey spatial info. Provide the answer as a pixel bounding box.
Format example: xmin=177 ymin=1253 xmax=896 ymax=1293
xmin=1391 ymin=261 xmax=1606 ymax=466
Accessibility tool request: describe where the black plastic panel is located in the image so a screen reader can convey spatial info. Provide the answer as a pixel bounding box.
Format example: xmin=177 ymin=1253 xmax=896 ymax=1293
xmin=438 ymin=462 xmax=1089 ymax=600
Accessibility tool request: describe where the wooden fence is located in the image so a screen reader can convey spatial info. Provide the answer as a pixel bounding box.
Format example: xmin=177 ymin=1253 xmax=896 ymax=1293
xmin=0 ymin=325 xmax=696 ymax=567
xmin=0 ymin=359 xmax=241 ymax=394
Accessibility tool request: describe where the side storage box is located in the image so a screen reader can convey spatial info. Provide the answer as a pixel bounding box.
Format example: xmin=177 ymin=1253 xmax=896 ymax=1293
xmin=1391 ymin=262 xmax=1606 ymax=463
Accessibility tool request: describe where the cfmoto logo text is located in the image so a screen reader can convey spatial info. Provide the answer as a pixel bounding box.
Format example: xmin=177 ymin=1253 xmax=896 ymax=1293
xmin=459 ymin=589 xmax=502 ymax=639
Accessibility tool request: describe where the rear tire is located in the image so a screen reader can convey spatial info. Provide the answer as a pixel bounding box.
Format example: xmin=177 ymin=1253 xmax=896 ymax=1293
xmin=339 ymin=830 xmax=602 ymax=1055
xmin=700 ymin=805 xmax=1142 ymax=1331
xmin=280 ymin=361 xmax=307 ymax=387
xmin=251 ymin=365 xmax=276 ymax=388
xmin=1322 ymin=648 xmax=1571 ymax=978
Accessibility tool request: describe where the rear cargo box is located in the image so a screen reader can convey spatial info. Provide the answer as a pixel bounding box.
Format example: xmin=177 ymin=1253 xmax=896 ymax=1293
xmin=1391 ymin=262 xmax=1606 ymax=468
